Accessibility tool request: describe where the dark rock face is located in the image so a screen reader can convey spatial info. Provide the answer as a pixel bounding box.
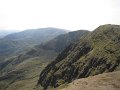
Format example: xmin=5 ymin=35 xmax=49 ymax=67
xmin=38 ymin=24 xmax=120 ymax=90
xmin=38 ymin=42 xmax=92 ymax=89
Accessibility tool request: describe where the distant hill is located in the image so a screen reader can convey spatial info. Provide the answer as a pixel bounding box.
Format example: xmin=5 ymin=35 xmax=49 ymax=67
xmin=38 ymin=24 xmax=120 ymax=90
xmin=0 ymin=28 xmax=68 ymax=61
xmin=5 ymin=28 xmax=68 ymax=46
xmin=0 ymin=30 xmax=90 ymax=90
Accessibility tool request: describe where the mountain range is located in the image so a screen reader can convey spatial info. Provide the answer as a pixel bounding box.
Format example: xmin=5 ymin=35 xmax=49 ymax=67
xmin=0 ymin=24 xmax=120 ymax=90
xmin=0 ymin=28 xmax=89 ymax=90
xmin=0 ymin=28 xmax=68 ymax=61
xmin=5 ymin=28 xmax=68 ymax=46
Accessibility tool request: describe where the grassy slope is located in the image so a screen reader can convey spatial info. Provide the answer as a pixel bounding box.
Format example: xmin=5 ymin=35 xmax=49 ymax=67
xmin=0 ymin=57 xmax=50 ymax=90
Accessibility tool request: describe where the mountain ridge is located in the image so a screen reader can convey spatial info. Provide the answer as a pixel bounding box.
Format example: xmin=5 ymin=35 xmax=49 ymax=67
xmin=37 ymin=24 xmax=120 ymax=90
xmin=0 ymin=28 xmax=68 ymax=61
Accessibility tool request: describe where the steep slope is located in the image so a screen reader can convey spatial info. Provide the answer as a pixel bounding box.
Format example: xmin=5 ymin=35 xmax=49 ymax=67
xmin=38 ymin=30 xmax=89 ymax=52
xmin=38 ymin=24 xmax=120 ymax=90
xmin=0 ymin=30 xmax=89 ymax=90
xmin=0 ymin=39 xmax=18 ymax=61
xmin=60 ymin=70 xmax=120 ymax=90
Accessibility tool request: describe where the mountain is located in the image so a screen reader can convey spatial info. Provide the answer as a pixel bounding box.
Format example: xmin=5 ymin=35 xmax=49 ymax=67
xmin=38 ymin=30 xmax=89 ymax=52
xmin=6 ymin=30 xmax=89 ymax=65
xmin=0 ymin=30 xmax=89 ymax=90
xmin=22 ymin=30 xmax=90 ymax=61
xmin=0 ymin=28 xmax=68 ymax=61
xmin=5 ymin=28 xmax=68 ymax=46
xmin=60 ymin=70 xmax=120 ymax=90
xmin=0 ymin=29 xmax=89 ymax=75
xmin=38 ymin=24 xmax=120 ymax=90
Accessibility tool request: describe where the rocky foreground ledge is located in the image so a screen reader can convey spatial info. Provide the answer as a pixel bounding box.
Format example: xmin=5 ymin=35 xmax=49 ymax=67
xmin=60 ymin=71 xmax=120 ymax=90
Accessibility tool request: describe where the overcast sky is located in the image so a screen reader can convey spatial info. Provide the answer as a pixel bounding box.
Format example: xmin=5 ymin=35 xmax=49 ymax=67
xmin=0 ymin=0 xmax=120 ymax=31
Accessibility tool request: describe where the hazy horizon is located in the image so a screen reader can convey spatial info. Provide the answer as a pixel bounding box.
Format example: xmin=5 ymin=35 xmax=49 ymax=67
xmin=0 ymin=0 xmax=120 ymax=31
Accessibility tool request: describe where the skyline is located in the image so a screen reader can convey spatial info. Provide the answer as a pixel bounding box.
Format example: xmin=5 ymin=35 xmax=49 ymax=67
xmin=0 ymin=0 xmax=120 ymax=31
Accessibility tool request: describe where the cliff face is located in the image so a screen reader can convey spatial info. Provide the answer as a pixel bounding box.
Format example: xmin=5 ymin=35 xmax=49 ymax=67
xmin=38 ymin=24 xmax=120 ymax=90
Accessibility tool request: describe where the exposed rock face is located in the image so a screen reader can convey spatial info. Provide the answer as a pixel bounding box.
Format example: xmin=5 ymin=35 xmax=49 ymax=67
xmin=38 ymin=24 xmax=120 ymax=90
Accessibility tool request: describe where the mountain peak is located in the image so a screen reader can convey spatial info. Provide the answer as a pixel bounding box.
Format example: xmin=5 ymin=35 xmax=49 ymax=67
xmin=94 ymin=24 xmax=120 ymax=32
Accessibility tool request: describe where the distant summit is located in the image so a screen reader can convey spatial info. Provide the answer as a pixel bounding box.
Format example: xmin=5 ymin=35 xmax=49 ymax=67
xmin=0 ymin=27 xmax=68 ymax=61
xmin=5 ymin=27 xmax=68 ymax=45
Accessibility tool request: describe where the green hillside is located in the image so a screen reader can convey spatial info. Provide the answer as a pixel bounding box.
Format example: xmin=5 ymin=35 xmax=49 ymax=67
xmin=38 ymin=24 xmax=120 ymax=90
